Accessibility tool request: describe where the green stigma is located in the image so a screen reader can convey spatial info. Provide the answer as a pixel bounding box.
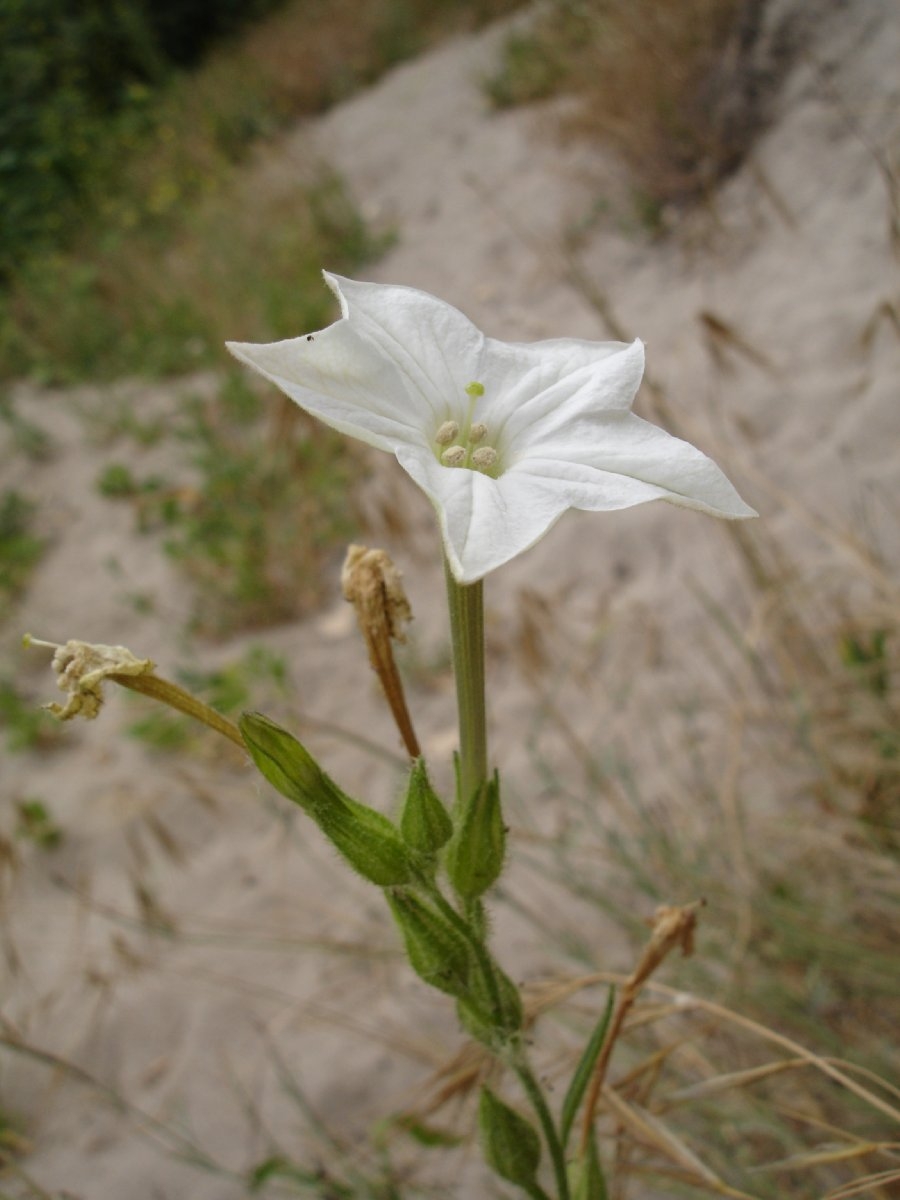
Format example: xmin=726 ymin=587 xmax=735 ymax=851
xmin=465 ymin=381 xmax=485 ymax=398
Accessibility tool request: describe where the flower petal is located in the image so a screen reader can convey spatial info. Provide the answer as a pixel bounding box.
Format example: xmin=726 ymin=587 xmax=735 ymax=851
xmin=396 ymin=444 xmax=572 ymax=582
xmin=326 ymin=273 xmax=485 ymax=419
xmin=479 ymin=339 xmax=645 ymax=460
xmin=227 ymin=317 xmax=428 ymax=453
xmin=517 ymin=412 xmax=758 ymax=519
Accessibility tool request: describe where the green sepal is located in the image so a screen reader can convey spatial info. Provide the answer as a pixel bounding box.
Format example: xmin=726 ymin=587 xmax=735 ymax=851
xmin=456 ymin=961 xmax=523 ymax=1045
xmin=240 ymin=712 xmax=413 ymax=887
xmin=387 ymin=889 xmax=472 ymax=998
xmin=568 ymin=1132 xmax=607 ymax=1200
xmin=478 ymin=1086 xmax=542 ymax=1191
xmin=445 ymin=771 xmax=505 ymax=899
xmin=400 ymin=758 xmax=453 ymax=854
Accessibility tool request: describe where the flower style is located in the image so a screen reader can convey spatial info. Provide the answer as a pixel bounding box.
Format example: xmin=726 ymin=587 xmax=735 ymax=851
xmin=227 ymin=274 xmax=756 ymax=583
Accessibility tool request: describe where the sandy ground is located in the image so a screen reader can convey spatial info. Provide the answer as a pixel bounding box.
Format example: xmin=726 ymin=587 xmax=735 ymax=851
xmin=1 ymin=1 xmax=898 ymax=1196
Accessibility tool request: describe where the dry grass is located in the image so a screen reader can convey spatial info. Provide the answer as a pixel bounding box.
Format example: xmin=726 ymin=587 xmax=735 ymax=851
xmin=488 ymin=0 xmax=792 ymax=215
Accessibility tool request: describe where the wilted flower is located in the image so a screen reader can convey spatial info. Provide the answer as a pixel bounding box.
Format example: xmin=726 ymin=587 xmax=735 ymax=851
xmin=228 ymin=275 xmax=755 ymax=582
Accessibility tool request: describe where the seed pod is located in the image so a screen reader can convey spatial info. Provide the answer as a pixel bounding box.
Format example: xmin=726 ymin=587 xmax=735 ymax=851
xmin=400 ymin=758 xmax=453 ymax=854
xmin=387 ymin=890 xmax=472 ymax=997
xmin=445 ymin=773 xmax=505 ymax=900
xmin=240 ymin=712 xmax=413 ymax=887
xmin=478 ymin=1087 xmax=542 ymax=1191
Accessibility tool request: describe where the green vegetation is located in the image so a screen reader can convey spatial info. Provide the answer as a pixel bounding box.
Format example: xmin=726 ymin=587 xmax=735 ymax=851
xmin=127 ymin=646 xmax=289 ymax=748
xmin=14 ymin=798 xmax=62 ymax=849
xmin=1 ymin=0 xmax=523 ymax=384
xmin=0 ymin=490 xmax=45 ymax=621
xmin=0 ymin=678 xmax=61 ymax=752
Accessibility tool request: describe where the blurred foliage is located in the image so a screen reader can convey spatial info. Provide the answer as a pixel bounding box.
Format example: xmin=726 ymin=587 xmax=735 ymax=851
xmin=0 ymin=490 xmax=45 ymax=620
xmin=14 ymin=798 xmax=62 ymax=848
xmin=0 ymin=0 xmax=286 ymax=277
xmin=1 ymin=0 xmax=524 ymax=382
xmin=161 ymin=387 xmax=360 ymax=636
xmin=0 ymin=678 xmax=61 ymax=752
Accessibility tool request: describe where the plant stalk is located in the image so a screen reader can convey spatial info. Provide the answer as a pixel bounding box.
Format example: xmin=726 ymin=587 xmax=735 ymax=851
xmin=512 ymin=1052 xmax=571 ymax=1200
xmin=444 ymin=560 xmax=487 ymax=804
xmin=112 ymin=672 xmax=245 ymax=750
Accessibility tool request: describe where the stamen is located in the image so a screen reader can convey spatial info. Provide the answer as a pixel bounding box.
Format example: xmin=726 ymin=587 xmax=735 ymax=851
xmin=468 ymin=422 xmax=488 ymax=444
xmin=435 ymin=420 xmax=459 ymax=446
xmin=471 ymin=446 xmax=498 ymax=471
xmin=441 ymin=445 xmax=467 ymax=467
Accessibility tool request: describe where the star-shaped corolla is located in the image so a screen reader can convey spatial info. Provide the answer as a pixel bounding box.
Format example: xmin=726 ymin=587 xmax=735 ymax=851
xmin=227 ymin=274 xmax=756 ymax=583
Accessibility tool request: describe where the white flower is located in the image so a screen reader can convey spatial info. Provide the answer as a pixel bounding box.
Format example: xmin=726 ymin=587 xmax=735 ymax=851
xmin=227 ymin=274 xmax=756 ymax=583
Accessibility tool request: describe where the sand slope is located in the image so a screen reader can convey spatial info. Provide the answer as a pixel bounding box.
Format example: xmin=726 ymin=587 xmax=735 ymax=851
xmin=1 ymin=1 xmax=898 ymax=1196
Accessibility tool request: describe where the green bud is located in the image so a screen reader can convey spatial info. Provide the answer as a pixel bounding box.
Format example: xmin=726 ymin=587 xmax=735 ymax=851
xmin=400 ymin=758 xmax=453 ymax=854
xmin=445 ymin=773 xmax=505 ymax=900
xmin=457 ymin=960 xmax=523 ymax=1044
xmin=387 ymin=890 xmax=472 ymax=997
xmin=478 ymin=1087 xmax=542 ymax=1191
xmin=240 ymin=712 xmax=413 ymax=886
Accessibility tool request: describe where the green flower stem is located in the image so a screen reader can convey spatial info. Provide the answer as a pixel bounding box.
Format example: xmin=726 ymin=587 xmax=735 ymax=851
xmin=113 ymin=672 xmax=245 ymax=750
xmin=512 ymin=1052 xmax=571 ymax=1200
xmin=444 ymin=560 xmax=487 ymax=805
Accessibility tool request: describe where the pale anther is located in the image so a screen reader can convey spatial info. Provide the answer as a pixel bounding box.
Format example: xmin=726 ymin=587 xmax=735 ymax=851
xmin=471 ymin=446 xmax=498 ymax=470
xmin=441 ymin=445 xmax=467 ymax=467
xmin=468 ymin=422 xmax=488 ymax=444
xmin=435 ymin=420 xmax=459 ymax=446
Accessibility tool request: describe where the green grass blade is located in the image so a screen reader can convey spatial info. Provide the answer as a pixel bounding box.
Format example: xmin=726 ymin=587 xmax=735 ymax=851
xmin=560 ymin=986 xmax=616 ymax=1150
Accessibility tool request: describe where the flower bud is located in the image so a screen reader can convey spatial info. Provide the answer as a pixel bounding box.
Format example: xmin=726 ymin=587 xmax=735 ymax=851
xmin=240 ymin=712 xmax=414 ymax=886
xmin=387 ymin=890 xmax=472 ymax=997
xmin=478 ymin=1087 xmax=542 ymax=1191
xmin=445 ymin=773 xmax=505 ymax=900
xmin=400 ymin=758 xmax=453 ymax=854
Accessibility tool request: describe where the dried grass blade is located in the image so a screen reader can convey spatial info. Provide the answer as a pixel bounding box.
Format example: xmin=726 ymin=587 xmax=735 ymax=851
xmin=600 ymin=1085 xmax=753 ymax=1198
xmin=822 ymin=1168 xmax=900 ymax=1199
xmin=759 ymin=1141 xmax=895 ymax=1171
xmin=665 ymin=1057 xmax=808 ymax=1105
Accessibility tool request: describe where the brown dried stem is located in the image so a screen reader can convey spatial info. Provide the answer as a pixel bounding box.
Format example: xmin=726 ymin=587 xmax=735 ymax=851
xmin=342 ymin=545 xmax=421 ymax=760
xmin=579 ymin=900 xmax=705 ymax=1155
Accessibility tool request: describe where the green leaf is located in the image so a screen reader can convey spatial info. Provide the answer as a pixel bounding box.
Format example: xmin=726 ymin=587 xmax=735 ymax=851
xmin=393 ymin=1116 xmax=464 ymax=1148
xmin=568 ymin=1131 xmax=608 ymax=1200
xmin=400 ymin=757 xmax=453 ymax=854
xmin=479 ymin=1086 xmax=542 ymax=1191
xmin=240 ymin=712 xmax=413 ymax=886
xmin=445 ymin=772 xmax=505 ymax=899
xmin=560 ymin=986 xmax=616 ymax=1150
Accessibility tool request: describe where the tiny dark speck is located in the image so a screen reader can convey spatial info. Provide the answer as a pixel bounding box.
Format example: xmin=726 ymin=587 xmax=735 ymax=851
xmin=306 ymin=335 xmax=314 ymax=342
